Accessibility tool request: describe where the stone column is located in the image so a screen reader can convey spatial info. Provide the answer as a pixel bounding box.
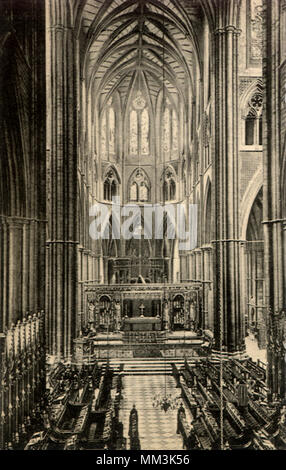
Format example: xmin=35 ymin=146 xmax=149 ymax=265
xmin=188 ymin=253 xmax=192 ymax=280
xmin=239 ymin=241 xmax=247 ymax=335
xmin=28 ymin=220 xmax=37 ymax=314
xmin=0 ymin=218 xmax=8 ymax=331
xmin=46 ymin=1 xmax=78 ymax=358
xmin=256 ymin=244 xmax=266 ymax=348
xmin=191 ymin=252 xmax=196 ymax=280
xmin=283 ymin=221 xmax=286 ymax=302
xmin=172 ymin=239 xmax=180 ymax=282
xmin=0 ymin=218 xmax=25 ymax=329
xmin=202 ymin=247 xmax=212 ymax=329
xmin=263 ymin=0 xmax=286 ymax=398
xmin=21 ymin=222 xmax=29 ymax=317
xmin=8 ymin=220 xmax=24 ymax=325
xmin=211 ymin=3 xmax=244 ymax=354
xmin=77 ymin=246 xmax=84 ymax=333
xmin=0 ymin=334 xmax=5 ymax=449
xmin=195 ymin=249 xmax=202 ymax=280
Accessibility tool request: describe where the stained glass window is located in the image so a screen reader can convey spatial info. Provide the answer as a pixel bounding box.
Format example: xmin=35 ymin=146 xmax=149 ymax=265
xmin=133 ymin=91 xmax=146 ymax=110
xmin=139 ymin=182 xmax=148 ymax=201
xmin=109 ymin=107 xmax=115 ymax=154
xmin=163 ymin=108 xmax=170 ymax=154
xmin=130 ymin=110 xmax=138 ymax=154
xmin=130 ymin=182 xmax=138 ymax=201
xmin=172 ymin=110 xmax=178 ymax=151
xmin=100 ymin=102 xmax=116 ymax=157
xmin=104 ymin=168 xmax=119 ymax=201
xmin=128 ymin=168 xmax=150 ymax=202
xmin=244 ymin=91 xmax=263 ymax=146
xmin=162 ymin=168 xmax=176 ymax=201
xmin=141 ymin=108 xmax=149 ymax=155
xmin=129 ymin=91 xmax=150 ymax=156
xmin=161 ymin=101 xmax=180 ymax=159
xmin=101 ymin=111 xmax=107 ymax=156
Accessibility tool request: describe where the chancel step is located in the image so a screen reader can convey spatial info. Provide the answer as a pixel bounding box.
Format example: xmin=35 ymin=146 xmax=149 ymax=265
xmin=99 ymin=358 xmax=196 ymax=375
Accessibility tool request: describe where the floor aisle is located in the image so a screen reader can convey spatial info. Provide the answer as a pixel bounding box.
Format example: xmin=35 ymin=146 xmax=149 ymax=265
xmin=245 ymin=333 xmax=267 ymax=363
xmin=120 ymin=375 xmax=184 ymax=450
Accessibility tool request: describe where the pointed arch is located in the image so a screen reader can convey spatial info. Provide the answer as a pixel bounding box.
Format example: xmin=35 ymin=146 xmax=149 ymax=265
xmin=240 ymin=78 xmax=263 ymax=112
xmin=103 ymin=164 xmax=121 ymax=184
xmin=246 ymin=188 xmax=263 ymax=241
xmin=103 ymin=165 xmax=121 ymax=201
xmin=161 ymin=165 xmax=177 ymax=202
xmin=201 ymin=0 xmax=241 ymax=33
xmin=128 ymin=167 xmax=151 ymax=202
xmin=240 ymin=79 xmax=263 ymax=147
xmin=240 ymin=167 xmax=263 ymax=240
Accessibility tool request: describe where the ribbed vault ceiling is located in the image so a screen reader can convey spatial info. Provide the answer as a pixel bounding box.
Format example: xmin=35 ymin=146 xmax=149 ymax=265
xmin=79 ymin=0 xmax=203 ymax=111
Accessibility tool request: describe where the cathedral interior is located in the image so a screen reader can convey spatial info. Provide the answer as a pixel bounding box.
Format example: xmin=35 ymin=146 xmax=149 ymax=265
xmin=0 ymin=0 xmax=286 ymax=451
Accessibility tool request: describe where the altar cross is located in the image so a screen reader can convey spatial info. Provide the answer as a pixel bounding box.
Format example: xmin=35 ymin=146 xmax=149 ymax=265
xmin=139 ymin=303 xmax=145 ymax=317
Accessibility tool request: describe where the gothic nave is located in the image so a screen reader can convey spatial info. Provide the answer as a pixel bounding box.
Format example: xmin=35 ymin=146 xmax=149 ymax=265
xmin=0 ymin=0 xmax=286 ymax=451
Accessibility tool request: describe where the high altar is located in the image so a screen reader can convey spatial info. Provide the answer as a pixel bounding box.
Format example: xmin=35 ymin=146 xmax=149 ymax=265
xmin=83 ymin=282 xmax=202 ymax=333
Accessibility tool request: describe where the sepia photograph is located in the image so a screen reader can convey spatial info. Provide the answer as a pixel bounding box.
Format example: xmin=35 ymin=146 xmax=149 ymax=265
xmin=0 ymin=0 xmax=285 ymax=458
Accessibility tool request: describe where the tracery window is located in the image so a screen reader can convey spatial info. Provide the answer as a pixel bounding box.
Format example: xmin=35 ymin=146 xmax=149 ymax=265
xmin=161 ymin=99 xmax=179 ymax=159
xmin=172 ymin=110 xmax=179 ymax=151
xmin=100 ymin=99 xmax=116 ymax=157
xmin=162 ymin=168 xmax=176 ymax=201
xmin=130 ymin=110 xmax=138 ymax=154
xmin=163 ymin=108 xmax=170 ymax=153
xmin=128 ymin=168 xmax=150 ymax=202
xmin=244 ymin=92 xmax=263 ymax=146
xmin=129 ymin=91 xmax=150 ymax=155
xmin=109 ymin=107 xmax=115 ymax=154
xmin=141 ymin=108 xmax=149 ymax=154
xmin=103 ymin=168 xmax=119 ymax=202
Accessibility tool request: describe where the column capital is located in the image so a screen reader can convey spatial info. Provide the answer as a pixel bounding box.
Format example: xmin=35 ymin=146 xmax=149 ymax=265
xmin=48 ymin=24 xmax=72 ymax=32
xmin=201 ymin=244 xmax=213 ymax=252
xmin=5 ymin=218 xmax=25 ymax=229
xmin=46 ymin=239 xmax=79 ymax=245
xmin=214 ymin=25 xmax=241 ymax=36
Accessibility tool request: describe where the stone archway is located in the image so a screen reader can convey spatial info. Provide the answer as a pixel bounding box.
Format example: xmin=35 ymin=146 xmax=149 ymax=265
xmin=245 ymin=188 xmax=266 ymax=349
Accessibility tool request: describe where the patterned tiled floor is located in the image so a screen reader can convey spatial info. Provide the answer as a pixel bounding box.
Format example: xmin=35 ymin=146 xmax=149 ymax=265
xmin=119 ymin=375 xmax=184 ymax=450
xmin=245 ymin=334 xmax=267 ymax=363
